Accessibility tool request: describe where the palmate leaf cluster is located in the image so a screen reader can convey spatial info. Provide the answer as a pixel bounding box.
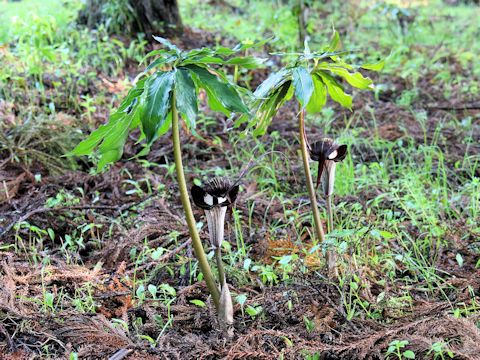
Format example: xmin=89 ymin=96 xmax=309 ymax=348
xmin=71 ymin=32 xmax=383 ymax=170
xmin=237 ymin=31 xmax=384 ymax=136
xmin=71 ymin=36 xmax=266 ymax=171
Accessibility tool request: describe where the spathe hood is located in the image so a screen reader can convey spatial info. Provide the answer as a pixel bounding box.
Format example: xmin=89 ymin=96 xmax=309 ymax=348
xmin=191 ymin=177 xmax=239 ymax=210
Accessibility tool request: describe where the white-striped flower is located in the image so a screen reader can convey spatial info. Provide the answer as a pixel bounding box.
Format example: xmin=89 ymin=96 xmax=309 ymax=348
xmin=309 ymin=138 xmax=347 ymax=196
xmin=191 ymin=177 xmax=239 ymax=249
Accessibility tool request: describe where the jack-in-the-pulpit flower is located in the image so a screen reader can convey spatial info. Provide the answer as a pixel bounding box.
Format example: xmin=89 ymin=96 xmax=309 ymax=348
xmin=191 ymin=177 xmax=238 ymax=335
xmin=191 ymin=177 xmax=239 ymax=249
xmin=309 ymin=138 xmax=347 ymax=196
xmin=309 ymin=138 xmax=347 ymax=279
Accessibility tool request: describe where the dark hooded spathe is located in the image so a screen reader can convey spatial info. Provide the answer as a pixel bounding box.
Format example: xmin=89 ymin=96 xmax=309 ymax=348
xmin=309 ymin=138 xmax=347 ymax=193
xmin=309 ymin=138 xmax=347 ymax=163
xmin=191 ymin=177 xmax=239 ymax=210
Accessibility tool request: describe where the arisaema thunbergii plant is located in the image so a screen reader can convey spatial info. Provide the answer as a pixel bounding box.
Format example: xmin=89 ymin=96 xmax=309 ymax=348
xmin=191 ymin=177 xmax=239 ymax=336
xmin=70 ymin=36 xmax=265 ymax=310
xmin=308 ymin=137 xmax=347 ymax=277
xmin=188 ymin=151 xmax=280 ymax=334
xmin=237 ymin=31 xmax=383 ymax=278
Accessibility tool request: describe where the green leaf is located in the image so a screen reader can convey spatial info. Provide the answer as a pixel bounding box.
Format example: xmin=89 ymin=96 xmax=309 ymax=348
xmin=70 ymin=79 xmax=146 ymax=156
xmin=70 ymin=122 xmax=115 ymax=156
xmin=190 ymin=299 xmax=206 ymax=307
xmin=327 ymin=30 xmax=340 ymax=52
xmin=233 ymin=37 xmax=272 ymax=52
xmin=326 ymin=67 xmax=373 ymax=90
xmin=306 ymin=74 xmax=327 ymax=113
xmin=317 ymin=71 xmax=352 ymax=109
xmin=252 ymin=81 xmax=291 ymax=136
xmin=185 ymin=65 xmax=249 ymax=115
xmin=175 ymin=69 xmax=198 ymax=130
xmin=145 ymin=54 xmax=178 ymax=73
xmin=182 ymin=56 xmax=224 ymax=65
xmin=213 ymin=46 xmax=236 ymax=56
xmin=361 ymin=59 xmax=385 ymax=71
xmin=152 ymin=35 xmax=180 ymax=53
xmin=456 ymin=253 xmax=464 ymax=267
xmin=139 ymin=49 xmax=168 ymax=65
xmin=157 ymin=111 xmax=173 ymax=138
xmin=225 ymin=56 xmax=266 ymax=69
xmin=379 ymin=230 xmax=395 ymax=239
xmin=96 ymin=110 xmax=137 ymax=171
xmin=403 ymin=350 xmax=415 ymax=359
xmin=97 ymin=149 xmax=121 ymax=172
xmin=292 ymin=66 xmax=314 ymax=108
xmin=140 ymin=71 xmax=175 ymax=143
xmin=254 ymin=69 xmax=290 ymax=98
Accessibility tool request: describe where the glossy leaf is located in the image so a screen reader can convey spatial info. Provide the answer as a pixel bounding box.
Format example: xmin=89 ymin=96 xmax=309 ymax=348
xmin=214 ymin=46 xmax=236 ymax=56
xmin=325 ymin=67 xmax=373 ymax=89
xmin=175 ymin=69 xmax=198 ymax=130
xmin=292 ymin=66 xmax=314 ymax=108
xmin=254 ymin=69 xmax=290 ymax=98
xmin=97 ymin=110 xmax=137 ymax=171
xmin=145 ymin=54 xmax=178 ymax=73
xmin=225 ymin=56 xmax=266 ymax=69
xmin=71 ymin=122 xmax=115 ymax=156
xmin=361 ymin=60 xmax=385 ymax=71
xmin=253 ymin=81 xmax=291 ymax=136
xmin=182 ymin=56 xmax=224 ymax=65
xmin=71 ymin=79 xmax=145 ymax=156
xmin=139 ymin=49 xmax=168 ymax=65
xmin=327 ymin=31 xmax=340 ymax=52
xmin=140 ymin=70 xmax=175 ymax=143
xmin=306 ymin=74 xmax=327 ymax=113
xmin=317 ymin=71 xmax=352 ymax=109
xmin=152 ymin=35 xmax=180 ymax=54
xmin=186 ymin=65 xmax=249 ymax=115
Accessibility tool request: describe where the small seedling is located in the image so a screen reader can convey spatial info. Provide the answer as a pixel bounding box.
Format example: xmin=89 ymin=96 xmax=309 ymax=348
xmin=386 ymin=340 xmax=415 ymax=360
xmin=427 ymin=341 xmax=454 ymax=360
xmin=303 ymin=316 xmax=315 ymax=333
xmin=245 ymin=304 xmax=263 ymax=319
xmin=236 ymin=293 xmax=248 ymax=319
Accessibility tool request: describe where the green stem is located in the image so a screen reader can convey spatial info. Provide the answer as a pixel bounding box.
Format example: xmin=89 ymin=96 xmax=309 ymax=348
xmin=171 ymin=89 xmax=220 ymax=307
xmin=326 ymin=194 xmax=338 ymax=278
xmin=298 ymin=109 xmax=325 ymax=243
xmin=233 ymin=65 xmax=239 ymax=84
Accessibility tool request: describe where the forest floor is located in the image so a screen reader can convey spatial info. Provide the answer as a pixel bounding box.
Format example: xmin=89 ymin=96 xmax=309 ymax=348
xmin=1 ymin=1 xmax=480 ymax=359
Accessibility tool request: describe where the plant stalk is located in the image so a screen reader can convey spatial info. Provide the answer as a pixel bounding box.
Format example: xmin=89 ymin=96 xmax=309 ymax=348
xmin=298 ymin=109 xmax=325 ymax=243
xmin=216 ymin=247 xmax=225 ymax=285
xmin=325 ymin=194 xmax=338 ymax=278
xmin=205 ymin=206 xmax=227 ymax=285
xmin=171 ymin=89 xmax=220 ymax=307
xmin=326 ymin=195 xmax=333 ymax=233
